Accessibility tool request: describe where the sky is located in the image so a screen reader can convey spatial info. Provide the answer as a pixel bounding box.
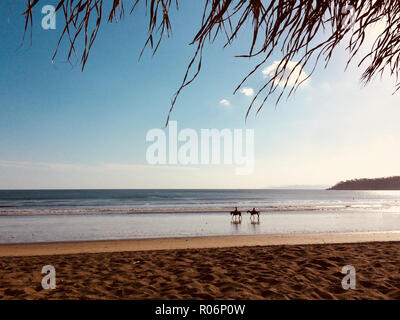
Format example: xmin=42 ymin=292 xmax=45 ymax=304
xmin=1 ymin=1 xmax=400 ymax=189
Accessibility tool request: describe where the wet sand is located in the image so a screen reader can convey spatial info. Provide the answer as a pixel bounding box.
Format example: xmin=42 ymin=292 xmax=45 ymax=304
xmin=1 ymin=232 xmax=400 ymax=257
xmin=0 ymin=233 xmax=399 ymax=299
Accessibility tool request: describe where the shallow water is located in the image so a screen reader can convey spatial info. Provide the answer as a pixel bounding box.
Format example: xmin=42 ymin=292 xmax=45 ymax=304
xmin=1 ymin=210 xmax=400 ymax=243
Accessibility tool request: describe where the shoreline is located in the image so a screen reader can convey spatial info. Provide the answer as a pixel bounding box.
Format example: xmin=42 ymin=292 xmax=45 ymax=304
xmin=1 ymin=231 xmax=400 ymax=257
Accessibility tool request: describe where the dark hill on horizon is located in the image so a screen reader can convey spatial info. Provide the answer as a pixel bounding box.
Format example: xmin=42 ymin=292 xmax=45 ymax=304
xmin=328 ymin=176 xmax=400 ymax=190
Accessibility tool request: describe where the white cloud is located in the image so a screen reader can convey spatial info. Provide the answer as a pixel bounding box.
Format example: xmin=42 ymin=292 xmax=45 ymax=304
xmin=240 ymin=87 xmax=254 ymax=96
xmin=219 ymin=99 xmax=231 ymax=107
xmin=262 ymin=60 xmax=310 ymax=88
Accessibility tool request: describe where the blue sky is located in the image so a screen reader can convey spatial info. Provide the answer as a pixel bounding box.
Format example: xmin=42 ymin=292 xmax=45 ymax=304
xmin=1 ymin=1 xmax=400 ymax=189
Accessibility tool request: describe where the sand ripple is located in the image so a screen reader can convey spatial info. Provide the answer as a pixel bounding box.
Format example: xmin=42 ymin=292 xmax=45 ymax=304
xmin=0 ymin=242 xmax=399 ymax=299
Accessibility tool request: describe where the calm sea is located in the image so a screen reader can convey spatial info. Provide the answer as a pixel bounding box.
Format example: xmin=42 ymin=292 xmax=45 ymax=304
xmin=1 ymin=189 xmax=400 ymax=243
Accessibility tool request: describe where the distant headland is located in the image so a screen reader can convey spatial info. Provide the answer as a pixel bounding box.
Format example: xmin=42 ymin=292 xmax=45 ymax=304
xmin=328 ymin=176 xmax=400 ymax=190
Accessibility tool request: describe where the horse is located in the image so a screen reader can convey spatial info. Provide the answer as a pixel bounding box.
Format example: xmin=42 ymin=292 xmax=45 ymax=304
xmin=230 ymin=209 xmax=242 ymax=220
xmin=247 ymin=209 xmax=260 ymax=219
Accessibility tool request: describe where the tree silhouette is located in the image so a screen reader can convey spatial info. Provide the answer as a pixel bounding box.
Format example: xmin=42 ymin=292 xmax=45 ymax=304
xmin=21 ymin=0 xmax=400 ymax=125
xmin=328 ymin=176 xmax=400 ymax=190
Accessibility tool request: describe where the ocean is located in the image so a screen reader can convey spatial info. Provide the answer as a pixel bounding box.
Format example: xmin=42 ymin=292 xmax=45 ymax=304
xmin=1 ymin=189 xmax=400 ymax=243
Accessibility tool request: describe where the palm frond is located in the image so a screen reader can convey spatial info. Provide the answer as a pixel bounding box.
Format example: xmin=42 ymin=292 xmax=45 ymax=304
xmin=22 ymin=0 xmax=400 ymax=125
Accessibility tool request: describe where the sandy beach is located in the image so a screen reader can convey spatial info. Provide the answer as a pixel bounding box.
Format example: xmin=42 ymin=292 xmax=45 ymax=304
xmin=0 ymin=232 xmax=399 ymax=300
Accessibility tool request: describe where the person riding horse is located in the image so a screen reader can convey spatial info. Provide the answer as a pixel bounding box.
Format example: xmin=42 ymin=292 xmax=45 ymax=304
xmin=247 ymin=207 xmax=260 ymax=218
xmin=230 ymin=207 xmax=242 ymax=219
